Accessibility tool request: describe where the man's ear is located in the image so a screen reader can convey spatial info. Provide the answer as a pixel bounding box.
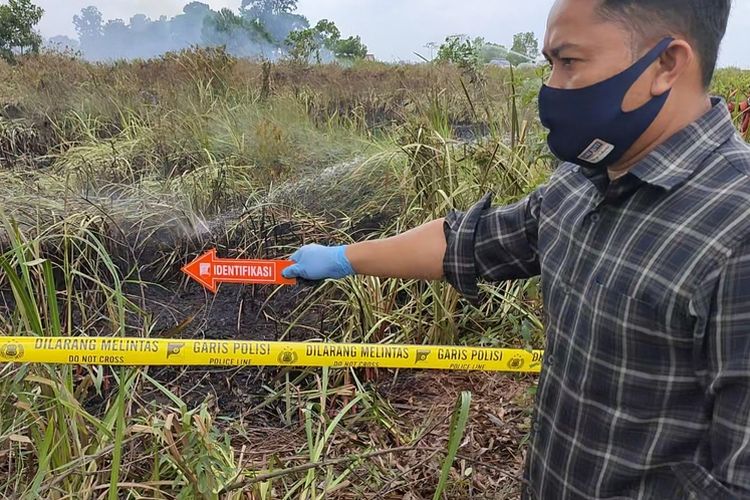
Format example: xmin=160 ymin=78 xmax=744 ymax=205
xmin=652 ymin=39 xmax=694 ymax=95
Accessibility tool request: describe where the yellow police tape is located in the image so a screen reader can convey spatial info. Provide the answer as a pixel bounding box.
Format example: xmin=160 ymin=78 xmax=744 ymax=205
xmin=0 ymin=337 xmax=543 ymax=373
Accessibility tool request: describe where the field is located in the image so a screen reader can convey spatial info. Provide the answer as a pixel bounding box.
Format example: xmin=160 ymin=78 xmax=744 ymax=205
xmin=0 ymin=50 xmax=748 ymax=499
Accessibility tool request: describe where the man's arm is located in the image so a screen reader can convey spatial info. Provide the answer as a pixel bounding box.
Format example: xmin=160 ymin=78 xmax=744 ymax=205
xmin=281 ymin=219 xmax=446 ymax=282
xmin=345 ymin=219 xmax=447 ymax=280
xmin=283 ymin=188 xmax=546 ymax=305
xmin=692 ymin=238 xmax=750 ymax=498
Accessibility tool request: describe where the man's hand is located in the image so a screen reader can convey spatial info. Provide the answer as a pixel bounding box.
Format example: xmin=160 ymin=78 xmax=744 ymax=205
xmin=282 ymin=244 xmax=355 ymax=280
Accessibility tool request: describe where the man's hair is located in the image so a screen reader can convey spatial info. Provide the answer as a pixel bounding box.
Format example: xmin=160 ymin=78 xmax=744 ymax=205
xmin=597 ymin=0 xmax=732 ymax=88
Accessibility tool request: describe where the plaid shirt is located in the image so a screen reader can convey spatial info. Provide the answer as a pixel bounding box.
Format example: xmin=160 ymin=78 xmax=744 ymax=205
xmin=443 ymin=98 xmax=750 ymax=500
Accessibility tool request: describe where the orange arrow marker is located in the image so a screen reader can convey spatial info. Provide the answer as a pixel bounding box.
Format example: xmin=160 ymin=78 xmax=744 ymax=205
xmin=182 ymin=249 xmax=296 ymax=293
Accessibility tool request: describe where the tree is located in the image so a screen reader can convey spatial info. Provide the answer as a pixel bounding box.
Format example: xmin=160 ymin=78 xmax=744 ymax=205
xmin=184 ymin=2 xmax=211 ymax=15
xmin=0 ymin=0 xmax=44 ymax=62
xmin=205 ymin=8 xmax=245 ymax=35
xmin=53 ymin=1 xmax=364 ymax=64
xmin=129 ymin=14 xmax=150 ymax=33
xmin=74 ymin=6 xmax=103 ymax=41
xmin=202 ymin=8 xmax=273 ymax=57
xmin=313 ymin=19 xmax=339 ymax=52
xmin=285 ymin=19 xmax=341 ymax=63
xmin=241 ymin=0 xmax=298 ymax=16
xmin=171 ymin=2 xmax=212 ymax=48
xmin=507 ymin=31 xmax=539 ymax=66
xmin=74 ymin=6 xmax=104 ymax=59
xmin=436 ymin=35 xmax=480 ymax=71
xmin=250 ymin=10 xmax=308 ymax=45
xmin=285 ymin=27 xmax=316 ymax=62
xmin=335 ymin=35 xmax=367 ymax=60
xmin=242 ymin=0 xmax=307 ymax=44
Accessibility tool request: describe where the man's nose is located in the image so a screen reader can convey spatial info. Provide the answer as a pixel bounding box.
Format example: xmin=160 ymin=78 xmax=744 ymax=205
xmin=545 ymin=69 xmax=566 ymax=89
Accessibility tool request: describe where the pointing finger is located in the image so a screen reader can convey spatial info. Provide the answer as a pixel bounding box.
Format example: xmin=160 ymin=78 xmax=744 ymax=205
xmin=282 ymin=264 xmax=301 ymax=279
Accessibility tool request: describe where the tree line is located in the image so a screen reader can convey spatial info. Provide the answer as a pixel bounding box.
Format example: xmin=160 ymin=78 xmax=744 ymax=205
xmin=3 ymin=0 xmax=368 ymax=64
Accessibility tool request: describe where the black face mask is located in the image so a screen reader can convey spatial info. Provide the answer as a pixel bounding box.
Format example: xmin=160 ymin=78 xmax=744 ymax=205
xmin=538 ymin=37 xmax=674 ymax=169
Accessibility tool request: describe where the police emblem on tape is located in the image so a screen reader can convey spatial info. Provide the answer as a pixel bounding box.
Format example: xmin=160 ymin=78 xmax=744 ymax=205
xmin=415 ymin=349 xmax=431 ymax=364
xmin=277 ymin=349 xmax=299 ymax=365
xmin=1 ymin=343 xmax=25 ymax=361
xmin=166 ymin=342 xmax=185 ymax=358
xmin=507 ymin=354 xmax=525 ymax=370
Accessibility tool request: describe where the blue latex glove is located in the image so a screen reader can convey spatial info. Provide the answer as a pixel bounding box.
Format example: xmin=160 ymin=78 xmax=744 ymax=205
xmin=282 ymin=244 xmax=355 ymax=281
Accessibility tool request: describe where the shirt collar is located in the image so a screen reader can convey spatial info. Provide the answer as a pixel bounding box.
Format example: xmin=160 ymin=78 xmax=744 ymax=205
xmin=624 ymin=96 xmax=736 ymax=190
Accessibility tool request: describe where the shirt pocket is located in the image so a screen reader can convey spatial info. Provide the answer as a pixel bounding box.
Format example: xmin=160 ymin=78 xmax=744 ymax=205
xmin=580 ymin=282 xmax=698 ymax=412
xmin=588 ymin=280 xmax=694 ymax=350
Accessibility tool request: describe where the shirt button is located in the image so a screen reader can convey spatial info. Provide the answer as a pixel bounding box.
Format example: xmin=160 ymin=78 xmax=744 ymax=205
xmin=590 ymin=213 xmax=601 ymax=223
xmin=563 ymin=284 xmax=571 ymax=294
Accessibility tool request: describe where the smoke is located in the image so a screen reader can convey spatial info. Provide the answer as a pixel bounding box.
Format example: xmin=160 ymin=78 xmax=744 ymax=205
xmin=49 ymin=1 xmax=311 ymax=62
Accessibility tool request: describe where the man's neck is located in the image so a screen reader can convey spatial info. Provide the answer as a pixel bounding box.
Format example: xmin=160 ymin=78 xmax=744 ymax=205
xmin=607 ymin=95 xmax=713 ymax=181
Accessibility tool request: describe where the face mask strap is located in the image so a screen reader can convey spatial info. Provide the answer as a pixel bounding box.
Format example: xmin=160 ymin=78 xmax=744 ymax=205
xmin=623 ymin=36 xmax=675 ymax=81
xmin=615 ymin=36 xmax=674 ymax=115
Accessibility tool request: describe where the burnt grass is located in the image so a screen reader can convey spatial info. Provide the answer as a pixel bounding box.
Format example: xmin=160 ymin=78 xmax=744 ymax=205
xmin=1 ymin=217 xmax=342 ymax=419
xmin=0 ymin=203 xmax=408 ymax=419
xmin=128 ymin=207 xmax=414 ymax=421
xmin=0 ymin=54 xmax=540 ymax=494
xmin=130 ymin=278 xmax=331 ymax=419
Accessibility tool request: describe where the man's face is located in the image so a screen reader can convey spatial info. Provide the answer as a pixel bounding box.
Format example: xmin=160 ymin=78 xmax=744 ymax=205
xmin=544 ymin=0 xmax=642 ymax=89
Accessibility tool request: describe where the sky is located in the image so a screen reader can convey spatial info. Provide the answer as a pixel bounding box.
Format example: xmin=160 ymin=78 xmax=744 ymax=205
xmin=31 ymin=0 xmax=750 ymax=68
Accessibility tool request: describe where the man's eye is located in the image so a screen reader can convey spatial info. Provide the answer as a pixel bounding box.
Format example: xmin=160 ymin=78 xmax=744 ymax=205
xmin=561 ymin=58 xmax=575 ymax=67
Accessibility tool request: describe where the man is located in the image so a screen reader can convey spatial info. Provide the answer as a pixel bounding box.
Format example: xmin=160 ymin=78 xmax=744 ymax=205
xmin=283 ymin=0 xmax=750 ymax=498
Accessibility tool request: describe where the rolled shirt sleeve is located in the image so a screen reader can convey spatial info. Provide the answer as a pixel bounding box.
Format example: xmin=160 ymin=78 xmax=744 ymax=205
xmin=443 ymin=188 xmax=544 ymax=304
